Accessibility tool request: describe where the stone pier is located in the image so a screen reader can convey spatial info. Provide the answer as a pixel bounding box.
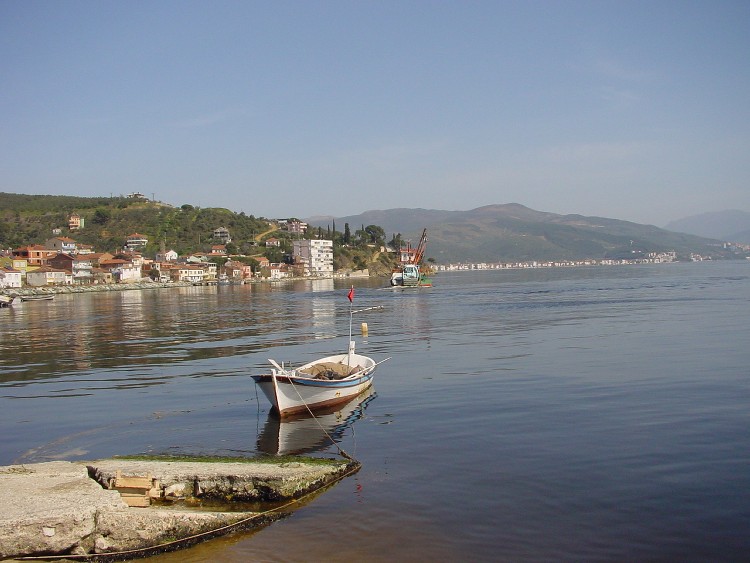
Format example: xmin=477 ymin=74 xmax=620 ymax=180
xmin=0 ymin=457 xmax=358 ymax=560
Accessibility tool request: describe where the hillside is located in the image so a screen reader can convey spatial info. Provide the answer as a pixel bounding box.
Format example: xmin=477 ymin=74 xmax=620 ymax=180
xmin=0 ymin=192 xmax=271 ymax=256
xmin=311 ymin=204 xmax=745 ymax=263
xmin=0 ymin=192 xmax=399 ymax=273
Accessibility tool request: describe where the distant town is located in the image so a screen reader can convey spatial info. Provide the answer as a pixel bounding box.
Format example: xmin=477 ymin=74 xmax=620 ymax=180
xmin=0 ymin=212 xmax=348 ymax=289
xmin=437 ymin=250 xmax=711 ymax=272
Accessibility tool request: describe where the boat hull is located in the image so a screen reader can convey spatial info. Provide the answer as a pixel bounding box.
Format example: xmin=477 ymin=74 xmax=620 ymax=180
xmin=253 ymin=372 xmax=374 ymax=417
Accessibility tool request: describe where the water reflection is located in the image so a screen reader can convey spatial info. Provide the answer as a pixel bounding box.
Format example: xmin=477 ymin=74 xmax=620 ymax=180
xmin=257 ymin=388 xmax=376 ymax=456
xmin=0 ymin=284 xmax=359 ymax=386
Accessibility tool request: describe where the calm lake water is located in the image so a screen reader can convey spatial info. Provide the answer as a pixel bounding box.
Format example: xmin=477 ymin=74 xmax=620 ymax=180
xmin=2 ymin=262 xmax=749 ymax=561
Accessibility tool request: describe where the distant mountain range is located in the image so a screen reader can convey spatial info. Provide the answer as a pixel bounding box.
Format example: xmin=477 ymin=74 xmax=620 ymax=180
xmin=309 ymin=204 xmax=746 ymax=263
xmin=665 ymin=210 xmax=750 ymax=244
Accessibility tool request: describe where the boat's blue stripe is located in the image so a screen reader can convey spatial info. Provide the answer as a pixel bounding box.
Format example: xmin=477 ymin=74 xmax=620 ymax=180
xmin=289 ymin=373 xmax=373 ymax=388
xmin=252 ymin=373 xmax=373 ymax=388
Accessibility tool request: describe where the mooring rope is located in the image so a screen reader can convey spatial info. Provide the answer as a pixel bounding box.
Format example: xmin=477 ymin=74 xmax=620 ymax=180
xmin=286 ymin=375 xmax=357 ymax=462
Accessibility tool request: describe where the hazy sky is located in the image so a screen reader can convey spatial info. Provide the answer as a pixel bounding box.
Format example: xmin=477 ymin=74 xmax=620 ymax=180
xmin=2 ymin=1 xmax=749 ymax=226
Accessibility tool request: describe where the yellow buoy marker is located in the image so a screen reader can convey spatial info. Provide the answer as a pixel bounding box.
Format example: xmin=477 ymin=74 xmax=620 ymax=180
xmin=361 ymin=322 xmax=368 ymax=335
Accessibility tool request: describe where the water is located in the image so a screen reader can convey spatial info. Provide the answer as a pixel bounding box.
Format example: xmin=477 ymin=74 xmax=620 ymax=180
xmin=2 ymin=262 xmax=749 ymax=561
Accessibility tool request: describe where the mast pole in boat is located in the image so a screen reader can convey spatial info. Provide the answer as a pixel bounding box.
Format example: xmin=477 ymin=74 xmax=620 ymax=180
xmin=347 ymin=286 xmax=354 ymax=368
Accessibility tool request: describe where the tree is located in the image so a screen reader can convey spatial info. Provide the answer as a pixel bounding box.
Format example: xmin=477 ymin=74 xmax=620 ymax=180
xmin=344 ymin=223 xmax=351 ymax=244
xmin=92 ymin=208 xmax=111 ymax=225
xmin=264 ymin=247 xmax=283 ymax=263
xmin=364 ymin=225 xmax=386 ymax=246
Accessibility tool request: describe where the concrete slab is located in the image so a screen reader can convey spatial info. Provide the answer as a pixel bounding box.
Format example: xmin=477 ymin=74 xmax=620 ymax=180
xmin=0 ymin=457 xmax=358 ymax=560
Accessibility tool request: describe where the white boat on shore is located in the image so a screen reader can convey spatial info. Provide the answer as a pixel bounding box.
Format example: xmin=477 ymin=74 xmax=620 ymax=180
xmin=0 ymin=295 xmax=14 ymax=308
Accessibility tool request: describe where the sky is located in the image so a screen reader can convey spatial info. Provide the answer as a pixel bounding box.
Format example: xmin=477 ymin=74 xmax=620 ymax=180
xmin=2 ymin=1 xmax=749 ymax=226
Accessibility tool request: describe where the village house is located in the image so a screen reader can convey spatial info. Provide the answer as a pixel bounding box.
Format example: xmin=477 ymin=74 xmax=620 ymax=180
xmin=0 ymin=266 xmax=23 ymax=288
xmin=210 ymin=245 xmax=227 ymax=255
xmin=45 ymin=237 xmax=77 ymax=254
xmin=154 ymin=264 xmax=174 ymax=283
xmin=145 ymin=261 xmax=162 ymax=278
xmin=264 ymin=237 xmax=281 ymax=247
xmin=48 ymin=253 xmax=94 ymax=285
xmin=26 ymin=266 xmax=67 ymax=287
xmin=223 ymin=260 xmax=243 ymax=280
xmin=155 ymin=249 xmax=178 ymax=262
xmin=85 ymin=253 xmax=115 ymax=268
xmin=92 ymin=268 xmax=114 ymax=284
xmin=279 ymin=219 xmax=307 ymax=234
xmin=183 ymin=255 xmax=218 ymax=279
xmin=68 ymin=213 xmax=84 ymax=231
xmin=125 ymin=233 xmax=149 ymax=251
xmin=224 ymin=260 xmax=253 ymax=280
xmin=203 ymin=261 xmax=217 ymax=280
xmin=13 ymin=245 xmax=56 ymax=266
xmin=269 ymin=263 xmax=290 ymax=280
xmin=115 ymin=252 xmax=145 ymax=270
xmin=0 ymin=257 xmax=28 ymax=275
xmin=99 ymin=258 xmax=141 ymax=283
xmin=251 ymin=256 xmax=268 ymax=271
xmin=169 ymin=265 xmax=207 ymax=283
xmin=140 ymin=256 xmax=154 ymax=274
xmin=76 ymin=244 xmax=94 ymax=255
xmin=213 ymin=227 xmax=231 ymax=243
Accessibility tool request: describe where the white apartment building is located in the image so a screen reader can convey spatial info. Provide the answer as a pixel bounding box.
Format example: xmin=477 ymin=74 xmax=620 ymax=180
xmin=293 ymin=239 xmax=333 ymax=277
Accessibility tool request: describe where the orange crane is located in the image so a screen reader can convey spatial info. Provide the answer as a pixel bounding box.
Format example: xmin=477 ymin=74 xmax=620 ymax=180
xmin=412 ymin=228 xmax=428 ymax=265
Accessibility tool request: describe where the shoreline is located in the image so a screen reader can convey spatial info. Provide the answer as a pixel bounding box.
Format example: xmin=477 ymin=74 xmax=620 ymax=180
xmin=0 ymin=272 xmax=376 ymax=299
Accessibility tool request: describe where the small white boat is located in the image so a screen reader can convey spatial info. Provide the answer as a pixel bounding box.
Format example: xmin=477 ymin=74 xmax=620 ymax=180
xmin=20 ymin=295 xmax=54 ymax=302
xmin=252 ymin=287 xmax=387 ymax=417
xmin=0 ymin=295 xmax=15 ymax=308
xmin=252 ymin=341 xmax=380 ymax=417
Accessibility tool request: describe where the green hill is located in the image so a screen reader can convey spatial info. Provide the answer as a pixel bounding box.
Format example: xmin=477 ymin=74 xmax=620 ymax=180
xmin=0 ymin=192 xmax=272 ymax=256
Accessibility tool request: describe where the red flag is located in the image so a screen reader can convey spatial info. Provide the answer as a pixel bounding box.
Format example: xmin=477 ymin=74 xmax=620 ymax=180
xmin=347 ymin=286 xmax=354 ymax=303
